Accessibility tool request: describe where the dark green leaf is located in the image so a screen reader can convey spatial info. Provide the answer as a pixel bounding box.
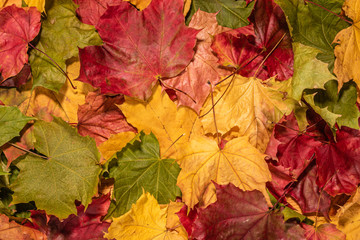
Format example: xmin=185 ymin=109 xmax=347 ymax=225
xmin=106 ymin=131 xmax=181 ymax=218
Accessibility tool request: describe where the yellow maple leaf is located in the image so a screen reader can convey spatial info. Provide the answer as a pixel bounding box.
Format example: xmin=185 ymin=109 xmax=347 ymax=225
xmin=125 ymin=0 xmax=190 ymax=15
xmin=105 ymin=192 xmax=186 ymax=240
xmin=334 ymin=188 xmax=360 ymax=240
xmin=333 ymin=0 xmax=360 ymax=88
xmin=177 ymin=135 xmax=271 ymax=208
xmin=200 ymin=75 xmax=294 ymax=152
xmin=24 ymin=0 xmax=45 ymax=12
xmin=98 ymin=131 xmax=137 ymax=161
xmin=119 ymin=84 xmax=203 ymax=159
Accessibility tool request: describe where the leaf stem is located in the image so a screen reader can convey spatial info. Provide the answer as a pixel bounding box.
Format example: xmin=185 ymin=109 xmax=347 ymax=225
xmin=209 ymin=81 xmax=220 ymax=146
xmin=159 ymin=78 xmax=196 ymax=103
xmin=304 ymin=0 xmax=353 ymax=25
xmin=28 ymin=42 xmax=77 ymax=90
xmin=253 ymin=33 xmax=286 ymax=78
xmin=8 ymin=143 xmax=48 ymax=160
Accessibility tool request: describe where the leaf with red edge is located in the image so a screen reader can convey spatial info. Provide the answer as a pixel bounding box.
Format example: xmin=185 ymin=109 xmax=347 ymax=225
xmin=73 ymin=0 xmax=120 ymax=26
xmin=78 ymin=0 xmax=199 ymax=100
xmin=26 ymin=194 xmax=111 ymax=240
xmin=190 ymin=183 xmax=305 ymax=240
xmin=316 ymin=126 xmax=360 ymax=196
xmin=164 ymin=10 xmax=232 ymax=113
xmin=211 ymin=0 xmax=293 ymax=80
xmin=0 ymin=5 xmax=41 ymax=80
xmin=303 ymin=223 xmax=345 ymax=240
xmin=77 ymin=91 xmax=136 ymax=145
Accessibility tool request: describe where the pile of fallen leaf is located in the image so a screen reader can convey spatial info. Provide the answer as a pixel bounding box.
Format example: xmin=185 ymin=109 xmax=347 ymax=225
xmin=0 ymin=0 xmax=359 ymax=239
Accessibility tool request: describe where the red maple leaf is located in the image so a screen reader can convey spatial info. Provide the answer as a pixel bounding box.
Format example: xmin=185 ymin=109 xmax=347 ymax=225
xmin=303 ymin=223 xmax=345 ymax=240
xmin=316 ymin=126 xmax=360 ymax=196
xmin=211 ymin=0 xmax=293 ymax=80
xmin=26 ymin=194 xmax=111 ymax=240
xmin=77 ymin=0 xmax=199 ymax=100
xmin=0 ymin=5 xmax=41 ymax=80
xmin=73 ymin=0 xmax=120 ymax=26
xmin=77 ymin=91 xmax=136 ymax=145
xmin=187 ymin=183 xmax=305 ymax=240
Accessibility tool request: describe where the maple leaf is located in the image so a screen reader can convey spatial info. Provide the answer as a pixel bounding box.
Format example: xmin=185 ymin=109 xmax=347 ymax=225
xmin=105 ymin=132 xmax=181 ymax=218
xmin=74 ymin=0 xmax=120 ymax=26
xmin=270 ymin=112 xmax=322 ymax=176
xmin=104 ymin=191 xmax=186 ymax=240
xmin=164 ymin=10 xmax=232 ymax=113
xmin=304 ymin=80 xmax=360 ymax=129
xmin=11 ymin=117 xmax=102 ymax=219
xmin=189 ymin=183 xmax=305 ymax=239
xmin=0 ymin=214 xmax=47 ymax=240
xmin=0 ymin=106 xmax=34 ymax=147
xmin=211 ymin=0 xmax=294 ymax=80
xmin=0 ymin=5 xmax=41 ymax=80
xmin=77 ymin=91 xmax=136 ymax=145
xmin=26 ymin=194 xmax=111 ymax=240
xmin=276 ymin=0 xmax=349 ymax=71
xmin=119 ymin=84 xmax=203 ymax=159
xmin=29 ymin=0 xmax=102 ymax=92
xmin=185 ymin=0 xmax=255 ymax=29
xmin=291 ymin=43 xmax=335 ymax=101
xmin=333 ymin=0 xmax=360 ymax=88
xmin=98 ymin=132 xmax=137 ymax=161
xmin=303 ymin=223 xmax=346 ymax=240
xmin=335 ymin=188 xmax=360 ymax=239
xmin=200 ymin=75 xmax=294 ymax=152
xmin=316 ymin=126 xmax=360 ymax=196
xmin=177 ymin=135 xmax=271 ymax=208
xmin=78 ymin=0 xmax=199 ymax=100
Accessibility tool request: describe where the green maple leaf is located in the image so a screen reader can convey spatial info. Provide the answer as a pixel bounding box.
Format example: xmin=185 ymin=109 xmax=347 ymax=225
xmin=11 ymin=117 xmax=101 ymax=219
xmin=29 ymin=0 xmax=102 ymax=92
xmin=304 ymin=80 xmax=360 ymax=129
xmin=186 ymin=0 xmax=255 ymax=29
xmin=276 ymin=0 xmax=349 ymax=71
xmin=105 ymin=131 xmax=181 ymax=218
xmin=292 ymin=43 xmax=335 ymax=100
xmin=0 ymin=106 xmax=35 ymax=147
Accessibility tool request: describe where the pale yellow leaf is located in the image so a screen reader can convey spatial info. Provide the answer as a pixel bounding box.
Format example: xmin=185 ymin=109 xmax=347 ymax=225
xmin=200 ymin=75 xmax=294 ymax=152
xmin=105 ymin=192 xmax=186 ymax=240
xmin=177 ymin=135 xmax=271 ymax=208
xmin=334 ymin=0 xmax=360 ymax=88
xmin=24 ymin=0 xmax=45 ymax=12
xmin=119 ymin=84 xmax=203 ymax=159
xmin=98 ymin=131 xmax=137 ymax=161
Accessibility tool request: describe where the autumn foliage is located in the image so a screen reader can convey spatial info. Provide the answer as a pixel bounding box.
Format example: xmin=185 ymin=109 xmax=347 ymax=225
xmin=1 ymin=0 xmax=360 ymax=239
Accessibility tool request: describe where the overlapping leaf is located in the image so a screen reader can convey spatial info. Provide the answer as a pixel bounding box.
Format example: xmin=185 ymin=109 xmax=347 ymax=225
xmin=177 ymin=135 xmax=271 ymax=208
xmin=165 ymin=10 xmax=232 ymax=112
xmin=77 ymin=91 xmax=136 ymax=145
xmin=78 ymin=0 xmax=199 ymax=100
xmin=187 ymin=183 xmax=305 ymax=239
xmin=119 ymin=84 xmax=203 ymax=159
xmin=0 ymin=106 xmax=34 ymax=147
xmin=105 ymin=192 xmax=187 ymax=240
xmin=106 ymin=132 xmax=181 ymax=218
xmin=0 ymin=5 xmax=41 ymax=80
xmin=29 ymin=0 xmax=102 ymax=92
xmin=11 ymin=117 xmax=102 ymax=219
xmin=185 ymin=0 xmax=255 ymax=29
xmin=200 ymin=75 xmax=294 ymax=152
